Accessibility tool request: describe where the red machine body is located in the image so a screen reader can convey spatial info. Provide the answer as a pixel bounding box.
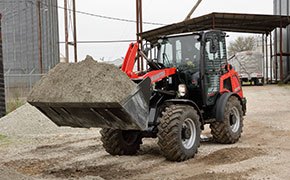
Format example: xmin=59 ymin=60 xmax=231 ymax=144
xmin=121 ymin=43 xmax=176 ymax=84
xmin=121 ymin=42 xmax=244 ymax=101
xmin=220 ymin=64 xmax=244 ymax=99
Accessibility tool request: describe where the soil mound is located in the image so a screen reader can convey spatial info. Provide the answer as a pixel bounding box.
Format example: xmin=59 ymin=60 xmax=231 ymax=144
xmin=27 ymin=56 xmax=136 ymax=104
xmin=0 ymin=103 xmax=95 ymax=136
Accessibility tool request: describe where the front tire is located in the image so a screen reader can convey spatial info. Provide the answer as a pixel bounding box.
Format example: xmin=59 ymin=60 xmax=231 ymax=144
xmin=210 ymin=96 xmax=243 ymax=144
xmin=157 ymin=105 xmax=201 ymax=161
xmin=100 ymin=129 xmax=142 ymax=155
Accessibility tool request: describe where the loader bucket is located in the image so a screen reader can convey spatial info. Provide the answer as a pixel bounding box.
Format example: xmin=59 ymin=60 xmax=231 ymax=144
xmin=28 ymin=78 xmax=151 ymax=130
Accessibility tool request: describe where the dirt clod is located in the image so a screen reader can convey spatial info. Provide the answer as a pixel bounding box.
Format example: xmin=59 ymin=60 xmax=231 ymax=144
xmin=201 ymin=147 xmax=266 ymax=165
xmin=184 ymin=171 xmax=250 ymax=180
xmin=4 ymin=158 xmax=65 ymax=176
xmin=46 ymin=163 xmax=134 ymax=179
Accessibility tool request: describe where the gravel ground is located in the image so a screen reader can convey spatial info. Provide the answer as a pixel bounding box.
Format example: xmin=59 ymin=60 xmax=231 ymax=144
xmin=0 ymin=85 xmax=290 ymax=179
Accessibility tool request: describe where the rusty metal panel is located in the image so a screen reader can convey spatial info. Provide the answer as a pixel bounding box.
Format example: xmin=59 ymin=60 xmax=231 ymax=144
xmin=141 ymin=12 xmax=290 ymax=43
xmin=274 ymin=0 xmax=290 ymax=80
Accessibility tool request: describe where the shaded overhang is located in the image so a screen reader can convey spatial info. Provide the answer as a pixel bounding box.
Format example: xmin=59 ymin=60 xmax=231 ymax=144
xmin=141 ymin=12 xmax=290 ymax=43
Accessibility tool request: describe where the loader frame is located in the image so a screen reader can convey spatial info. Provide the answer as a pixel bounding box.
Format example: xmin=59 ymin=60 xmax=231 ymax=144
xmin=120 ymin=30 xmax=246 ymax=130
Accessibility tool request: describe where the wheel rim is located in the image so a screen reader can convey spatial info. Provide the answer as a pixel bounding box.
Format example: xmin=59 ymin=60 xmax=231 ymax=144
xmin=122 ymin=131 xmax=138 ymax=145
xmin=229 ymin=106 xmax=240 ymax=133
xmin=181 ymin=118 xmax=197 ymax=149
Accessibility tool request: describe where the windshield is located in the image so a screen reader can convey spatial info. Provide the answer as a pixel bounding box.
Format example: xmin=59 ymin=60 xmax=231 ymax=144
xmin=158 ymin=34 xmax=201 ymax=71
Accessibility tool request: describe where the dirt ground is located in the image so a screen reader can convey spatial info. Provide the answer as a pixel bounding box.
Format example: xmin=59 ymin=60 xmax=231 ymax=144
xmin=1 ymin=85 xmax=290 ymax=180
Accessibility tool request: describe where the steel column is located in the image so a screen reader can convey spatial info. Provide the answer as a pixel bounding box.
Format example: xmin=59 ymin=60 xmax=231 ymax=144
xmin=139 ymin=0 xmax=143 ymax=71
xmin=37 ymin=1 xmax=43 ymax=74
xmin=280 ymin=20 xmax=283 ymax=81
xmin=275 ymin=29 xmax=278 ymax=83
xmin=72 ymin=0 xmax=78 ymax=63
xmin=266 ymin=34 xmax=269 ymax=83
xmin=262 ymin=34 xmax=265 ymax=80
xmin=64 ymin=0 xmax=69 ymax=63
xmin=136 ymin=0 xmax=143 ymax=71
xmin=136 ymin=0 xmax=140 ymax=71
xmin=184 ymin=0 xmax=203 ymax=21
xmin=270 ymin=33 xmax=273 ymax=83
xmin=287 ymin=0 xmax=290 ymax=76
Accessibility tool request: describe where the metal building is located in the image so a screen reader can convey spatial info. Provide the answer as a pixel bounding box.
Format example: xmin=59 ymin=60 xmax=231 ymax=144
xmin=0 ymin=0 xmax=59 ymax=98
xmin=274 ymin=0 xmax=290 ymax=81
xmin=0 ymin=14 xmax=6 ymax=116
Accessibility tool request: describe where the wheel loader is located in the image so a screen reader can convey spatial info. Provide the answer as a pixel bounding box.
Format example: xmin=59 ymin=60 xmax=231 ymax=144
xmin=28 ymin=30 xmax=246 ymax=162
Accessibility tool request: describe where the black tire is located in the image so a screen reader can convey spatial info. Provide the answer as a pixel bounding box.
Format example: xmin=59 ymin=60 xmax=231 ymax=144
xmin=253 ymin=78 xmax=258 ymax=86
xmin=100 ymin=129 xmax=142 ymax=155
xmin=157 ymin=105 xmax=201 ymax=162
xmin=254 ymin=78 xmax=264 ymax=86
xmin=258 ymin=78 xmax=265 ymax=86
xmin=210 ymin=96 xmax=244 ymax=144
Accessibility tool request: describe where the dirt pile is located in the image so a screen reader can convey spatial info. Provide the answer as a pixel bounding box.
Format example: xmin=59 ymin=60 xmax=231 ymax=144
xmin=0 ymin=103 xmax=97 ymax=136
xmin=0 ymin=166 xmax=32 ymax=180
xmin=27 ymin=56 xmax=136 ymax=104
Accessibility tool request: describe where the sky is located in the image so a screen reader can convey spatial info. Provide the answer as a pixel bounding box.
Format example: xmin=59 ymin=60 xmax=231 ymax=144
xmin=57 ymin=0 xmax=274 ymax=62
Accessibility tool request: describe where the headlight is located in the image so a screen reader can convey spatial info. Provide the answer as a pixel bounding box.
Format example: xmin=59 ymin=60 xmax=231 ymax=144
xmin=178 ymin=84 xmax=187 ymax=97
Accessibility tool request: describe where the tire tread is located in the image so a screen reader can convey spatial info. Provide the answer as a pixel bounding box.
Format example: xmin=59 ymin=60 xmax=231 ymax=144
xmin=157 ymin=105 xmax=201 ymax=161
xmin=210 ymin=96 xmax=244 ymax=144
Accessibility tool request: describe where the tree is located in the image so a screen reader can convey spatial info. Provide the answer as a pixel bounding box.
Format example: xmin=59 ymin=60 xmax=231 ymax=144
xmin=228 ymin=36 xmax=258 ymax=56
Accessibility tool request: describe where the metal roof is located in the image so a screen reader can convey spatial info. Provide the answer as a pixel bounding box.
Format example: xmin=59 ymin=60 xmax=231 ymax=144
xmin=141 ymin=12 xmax=290 ymax=42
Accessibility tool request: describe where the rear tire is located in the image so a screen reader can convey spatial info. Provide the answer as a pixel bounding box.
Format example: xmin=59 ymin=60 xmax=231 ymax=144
xmin=253 ymin=78 xmax=258 ymax=86
xmin=210 ymin=96 xmax=243 ymax=144
xmin=157 ymin=105 xmax=201 ymax=161
xmin=254 ymin=78 xmax=264 ymax=86
xmin=258 ymin=78 xmax=264 ymax=86
xmin=100 ymin=129 xmax=142 ymax=155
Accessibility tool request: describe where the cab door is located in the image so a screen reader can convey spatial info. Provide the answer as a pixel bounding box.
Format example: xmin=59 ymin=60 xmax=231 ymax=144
xmin=203 ymin=31 xmax=227 ymax=106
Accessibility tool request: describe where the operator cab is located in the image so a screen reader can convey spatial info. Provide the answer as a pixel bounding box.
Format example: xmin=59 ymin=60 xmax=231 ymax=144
xmin=157 ymin=33 xmax=201 ymax=74
xmin=155 ymin=30 xmax=228 ymax=107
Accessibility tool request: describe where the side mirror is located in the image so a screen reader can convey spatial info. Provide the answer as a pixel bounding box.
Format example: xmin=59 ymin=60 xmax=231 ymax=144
xmin=158 ymin=38 xmax=168 ymax=45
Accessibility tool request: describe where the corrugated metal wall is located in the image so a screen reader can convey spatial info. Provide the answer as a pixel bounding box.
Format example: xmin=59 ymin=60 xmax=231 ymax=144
xmin=0 ymin=0 xmax=59 ymax=75
xmin=0 ymin=14 xmax=6 ymax=116
xmin=274 ymin=0 xmax=290 ymax=80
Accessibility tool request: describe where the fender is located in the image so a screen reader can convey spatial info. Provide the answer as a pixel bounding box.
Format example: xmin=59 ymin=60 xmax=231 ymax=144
xmin=216 ymin=92 xmax=245 ymax=122
xmin=164 ymin=99 xmax=204 ymax=124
